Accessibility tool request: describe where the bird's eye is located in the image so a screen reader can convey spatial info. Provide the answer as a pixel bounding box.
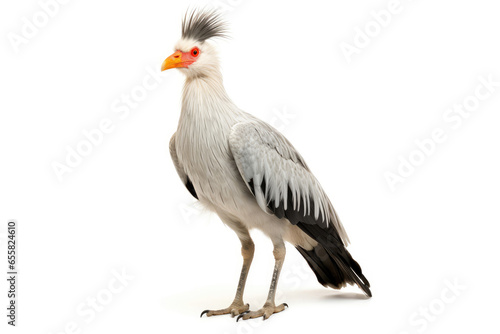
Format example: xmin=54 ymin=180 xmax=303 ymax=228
xmin=191 ymin=48 xmax=200 ymax=57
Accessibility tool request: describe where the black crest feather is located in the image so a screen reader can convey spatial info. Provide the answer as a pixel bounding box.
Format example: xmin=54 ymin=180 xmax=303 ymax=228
xmin=181 ymin=8 xmax=228 ymax=42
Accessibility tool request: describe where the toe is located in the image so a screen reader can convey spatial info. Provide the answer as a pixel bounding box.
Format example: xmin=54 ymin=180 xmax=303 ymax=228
xmin=237 ymin=310 xmax=261 ymax=321
xmin=275 ymin=303 xmax=287 ymax=313
xmin=230 ymin=303 xmax=249 ymax=317
xmin=236 ymin=303 xmax=288 ymax=321
xmin=201 ymin=308 xmax=229 ymax=317
xmin=201 ymin=302 xmax=250 ymax=318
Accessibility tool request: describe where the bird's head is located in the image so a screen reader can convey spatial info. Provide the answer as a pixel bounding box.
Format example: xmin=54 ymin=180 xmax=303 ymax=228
xmin=161 ymin=9 xmax=227 ymax=78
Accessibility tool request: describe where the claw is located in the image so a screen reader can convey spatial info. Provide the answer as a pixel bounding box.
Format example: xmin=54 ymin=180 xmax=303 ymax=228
xmin=200 ymin=310 xmax=209 ymax=318
xmin=283 ymin=303 xmax=288 ymax=308
xmin=236 ymin=310 xmax=250 ymax=321
xmin=231 ymin=306 xmax=249 ymax=317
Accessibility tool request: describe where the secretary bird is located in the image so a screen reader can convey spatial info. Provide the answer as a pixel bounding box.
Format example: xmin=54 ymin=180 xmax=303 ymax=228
xmin=162 ymin=9 xmax=371 ymax=321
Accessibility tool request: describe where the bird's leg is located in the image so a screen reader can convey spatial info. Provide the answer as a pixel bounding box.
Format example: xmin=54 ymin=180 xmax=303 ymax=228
xmin=201 ymin=236 xmax=254 ymax=317
xmin=237 ymin=239 xmax=288 ymax=321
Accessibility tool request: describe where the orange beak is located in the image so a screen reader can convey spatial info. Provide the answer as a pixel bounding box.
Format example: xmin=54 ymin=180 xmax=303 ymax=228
xmin=161 ymin=50 xmax=192 ymax=71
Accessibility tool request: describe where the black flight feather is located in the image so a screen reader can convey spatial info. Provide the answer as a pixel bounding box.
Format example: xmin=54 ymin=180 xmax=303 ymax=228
xmin=296 ymin=223 xmax=372 ymax=297
xmin=247 ymin=176 xmax=371 ymax=297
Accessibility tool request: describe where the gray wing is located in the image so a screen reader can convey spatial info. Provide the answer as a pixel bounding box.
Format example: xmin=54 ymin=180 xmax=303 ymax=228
xmin=169 ymin=133 xmax=198 ymax=200
xmin=228 ymin=121 xmax=349 ymax=245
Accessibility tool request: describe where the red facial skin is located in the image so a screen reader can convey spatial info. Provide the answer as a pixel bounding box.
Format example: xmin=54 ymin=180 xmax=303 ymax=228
xmin=161 ymin=47 xmax=200 ymax=71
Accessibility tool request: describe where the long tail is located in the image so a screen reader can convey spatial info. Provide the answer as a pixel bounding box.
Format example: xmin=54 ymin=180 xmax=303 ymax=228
xmin=295 ymin=223 xmax=372 ymax=297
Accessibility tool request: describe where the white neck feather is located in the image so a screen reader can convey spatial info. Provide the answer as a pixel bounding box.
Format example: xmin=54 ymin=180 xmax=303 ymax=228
xmin=181 ymin=67 xmax=236 ymax=120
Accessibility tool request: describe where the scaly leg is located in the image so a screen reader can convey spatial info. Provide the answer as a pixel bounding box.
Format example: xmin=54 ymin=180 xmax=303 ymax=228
xmin=201 ymin=231 xmax=254 ymax=317
xmin=237 ymin=239 xmax=288 ymax=321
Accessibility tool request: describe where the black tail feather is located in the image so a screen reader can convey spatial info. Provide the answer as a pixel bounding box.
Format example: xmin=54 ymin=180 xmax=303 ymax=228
xmin=296 ymin=222 xmax=372 ymax=297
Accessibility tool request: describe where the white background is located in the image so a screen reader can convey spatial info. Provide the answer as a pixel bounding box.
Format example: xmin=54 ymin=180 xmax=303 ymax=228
xmin=1 ymin=0 xmax=499 ymax=333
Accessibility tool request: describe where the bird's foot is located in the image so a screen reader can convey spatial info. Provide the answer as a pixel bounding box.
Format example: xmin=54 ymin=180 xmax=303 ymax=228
xmin=200 ymin=302 xmax=250 ymax=318
xmin=236 ymin=302 xmax=288 ymax=321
